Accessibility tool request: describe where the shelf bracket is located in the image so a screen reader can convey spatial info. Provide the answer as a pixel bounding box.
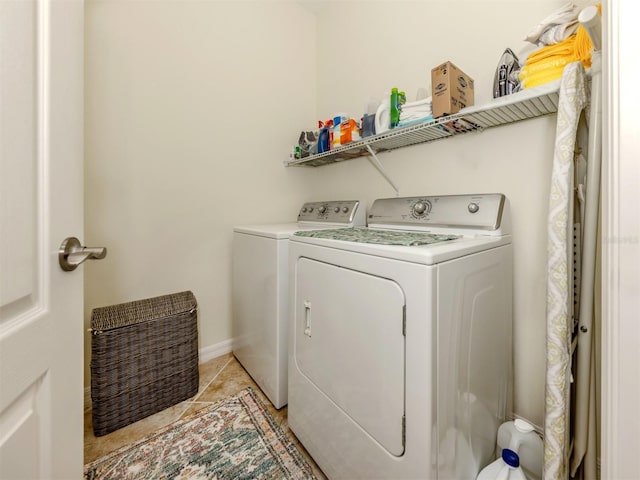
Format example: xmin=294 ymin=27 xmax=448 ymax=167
xmin=365 ymin=144 xmax=400 ymax=196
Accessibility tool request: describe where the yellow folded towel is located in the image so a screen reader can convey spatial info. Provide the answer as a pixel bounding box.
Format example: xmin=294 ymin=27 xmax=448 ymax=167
xmin=520 ymin=35 xmax=579 ymax=88
xmin=520 ymin=3 xmax=600 ymax=88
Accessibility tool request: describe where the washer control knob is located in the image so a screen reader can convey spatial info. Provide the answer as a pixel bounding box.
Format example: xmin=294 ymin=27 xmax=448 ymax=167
xmin=334 ymin=207 xmax=340 ymax=213
xmin=412 ymin=201 xmax=431 ymax=216
xmin=301 ymin=207 xmax=308 ymax=213
xmin=318 ymin=206 xmax=327 ymax=214
xmin=342 ymin=207 xmax=349 ymax=213
xmin=468 ymin=202 xmax=480 ymax=214
xmin=308 ymin=207 xmax=314 ymax=213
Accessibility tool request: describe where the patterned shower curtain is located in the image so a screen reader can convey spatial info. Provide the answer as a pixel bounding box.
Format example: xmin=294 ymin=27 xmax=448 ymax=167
xmin=544 ymin=61 xmax=588 ymax=480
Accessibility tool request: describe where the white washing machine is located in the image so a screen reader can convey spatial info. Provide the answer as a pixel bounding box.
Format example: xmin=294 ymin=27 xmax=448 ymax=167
xmin=287 ymin=193 xmax=513 ymax=479
xmin=232 ymin=200 xmax=365 ymax=409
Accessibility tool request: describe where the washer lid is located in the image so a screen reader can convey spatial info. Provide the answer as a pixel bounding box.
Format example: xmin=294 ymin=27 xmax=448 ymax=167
xmin=233 ymin=223 xmax=301 ymax=239
xmin=233 ymin=223 xmax=337 ymax=239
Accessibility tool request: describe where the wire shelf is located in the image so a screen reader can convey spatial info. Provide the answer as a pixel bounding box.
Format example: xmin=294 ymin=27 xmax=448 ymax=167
xmin=284 ymin=80 xmax=561 ymax=167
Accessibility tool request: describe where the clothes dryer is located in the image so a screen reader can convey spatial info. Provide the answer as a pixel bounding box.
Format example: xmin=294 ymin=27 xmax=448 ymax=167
xmin=232 ymin=200 xmax=365 ymax=409
xmin=288 ymin=193 xmax=513 ymax=479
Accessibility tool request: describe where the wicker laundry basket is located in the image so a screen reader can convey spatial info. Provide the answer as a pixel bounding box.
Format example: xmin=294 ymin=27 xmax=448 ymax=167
xmin=90 ymin=291 xmax=199 ymax=437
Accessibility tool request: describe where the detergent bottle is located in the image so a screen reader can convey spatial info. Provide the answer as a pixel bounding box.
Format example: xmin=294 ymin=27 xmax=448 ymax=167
xmin=332 ymin=114 xmax=347 ymax=148
xmin=317 ymin=121 xmax=330 ymax=153
xmin=390 ymin=88 xmax=400 ymax=128
xmin=497 ymin=419 xmax=544 ymax=480
xmin=477 ymin=448 xmax=528 ymax=480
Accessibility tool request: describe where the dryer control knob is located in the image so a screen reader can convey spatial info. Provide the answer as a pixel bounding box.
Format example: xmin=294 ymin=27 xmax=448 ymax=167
xmin=334 ymin=207 xmax=340 ymax=213
xmin=318 ymin=206 xmax=327 ymax=214
xmin=468 ymin=202 xmax=480 ymax=214
xmin=342 ymin=207 xmax=349 ymax=213
xmin=413 ymin=201 xmax=431 ymax=216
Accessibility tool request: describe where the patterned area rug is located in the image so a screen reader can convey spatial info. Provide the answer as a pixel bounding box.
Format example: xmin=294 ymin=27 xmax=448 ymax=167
xmin=84 ymin=387 xmax=317 ymax=479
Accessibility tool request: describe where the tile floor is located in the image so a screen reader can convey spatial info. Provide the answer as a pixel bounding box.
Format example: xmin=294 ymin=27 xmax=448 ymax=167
xmin=84 ymin=353 xmax=327 ymax=479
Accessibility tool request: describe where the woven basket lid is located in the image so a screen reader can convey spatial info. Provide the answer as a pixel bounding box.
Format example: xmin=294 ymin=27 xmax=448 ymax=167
xmin=91 ymin=291 xmax=197 ymax=332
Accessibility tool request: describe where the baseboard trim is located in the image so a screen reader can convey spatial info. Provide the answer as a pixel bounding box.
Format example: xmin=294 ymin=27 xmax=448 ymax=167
xmin=84 ymin=338 xmax=236 ymax=406
xmin=198 ymin=338 xmax=235 ymax=364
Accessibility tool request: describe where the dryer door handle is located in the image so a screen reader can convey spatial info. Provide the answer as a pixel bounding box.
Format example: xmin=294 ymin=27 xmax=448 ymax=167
xmin=303 ymin=300 xmax=312 ymax=337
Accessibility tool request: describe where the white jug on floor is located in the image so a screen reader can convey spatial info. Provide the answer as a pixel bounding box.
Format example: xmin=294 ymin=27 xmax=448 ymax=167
xmin=477 ymin=449 xmax=528 ymax=480
xmin=496 ymin=419 xmax=543 ymax=480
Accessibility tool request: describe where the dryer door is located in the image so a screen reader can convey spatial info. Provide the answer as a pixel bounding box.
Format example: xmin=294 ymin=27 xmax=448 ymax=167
xmin=293 ymin=257 xmax=406 ymax=456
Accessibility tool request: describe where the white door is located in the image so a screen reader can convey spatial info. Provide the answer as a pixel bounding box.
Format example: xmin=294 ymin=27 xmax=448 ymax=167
xmin=0 ymin=0 xmax=86 ymax=478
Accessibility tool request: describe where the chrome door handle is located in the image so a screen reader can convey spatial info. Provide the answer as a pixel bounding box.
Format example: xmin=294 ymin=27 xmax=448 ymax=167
xmin=59 ymin=237 xmax=107 ymax=271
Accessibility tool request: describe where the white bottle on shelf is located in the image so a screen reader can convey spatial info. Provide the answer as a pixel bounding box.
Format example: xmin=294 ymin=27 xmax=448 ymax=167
xmin=477 ymin=449 xmax=528 ymax=480
xmin=496 ymin=419 xmax=544 ymax=480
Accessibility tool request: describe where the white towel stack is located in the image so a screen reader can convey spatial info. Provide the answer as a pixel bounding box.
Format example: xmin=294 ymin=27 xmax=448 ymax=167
xmin=524 ymin=1 xmax=581 ymax=46
xmin=398 ymin=97 xmax=433 ymax=127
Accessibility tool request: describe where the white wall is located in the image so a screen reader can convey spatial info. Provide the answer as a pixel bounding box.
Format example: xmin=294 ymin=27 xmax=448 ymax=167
xmin=83 ymin=0 xmax=319 ymax=383
xmin=84 ymin=0 xmax=587 ymax=428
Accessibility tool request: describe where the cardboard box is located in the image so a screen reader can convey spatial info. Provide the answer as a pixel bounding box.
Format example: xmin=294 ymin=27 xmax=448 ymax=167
xmin=431 ymin=61 xmax=475 ymax=118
